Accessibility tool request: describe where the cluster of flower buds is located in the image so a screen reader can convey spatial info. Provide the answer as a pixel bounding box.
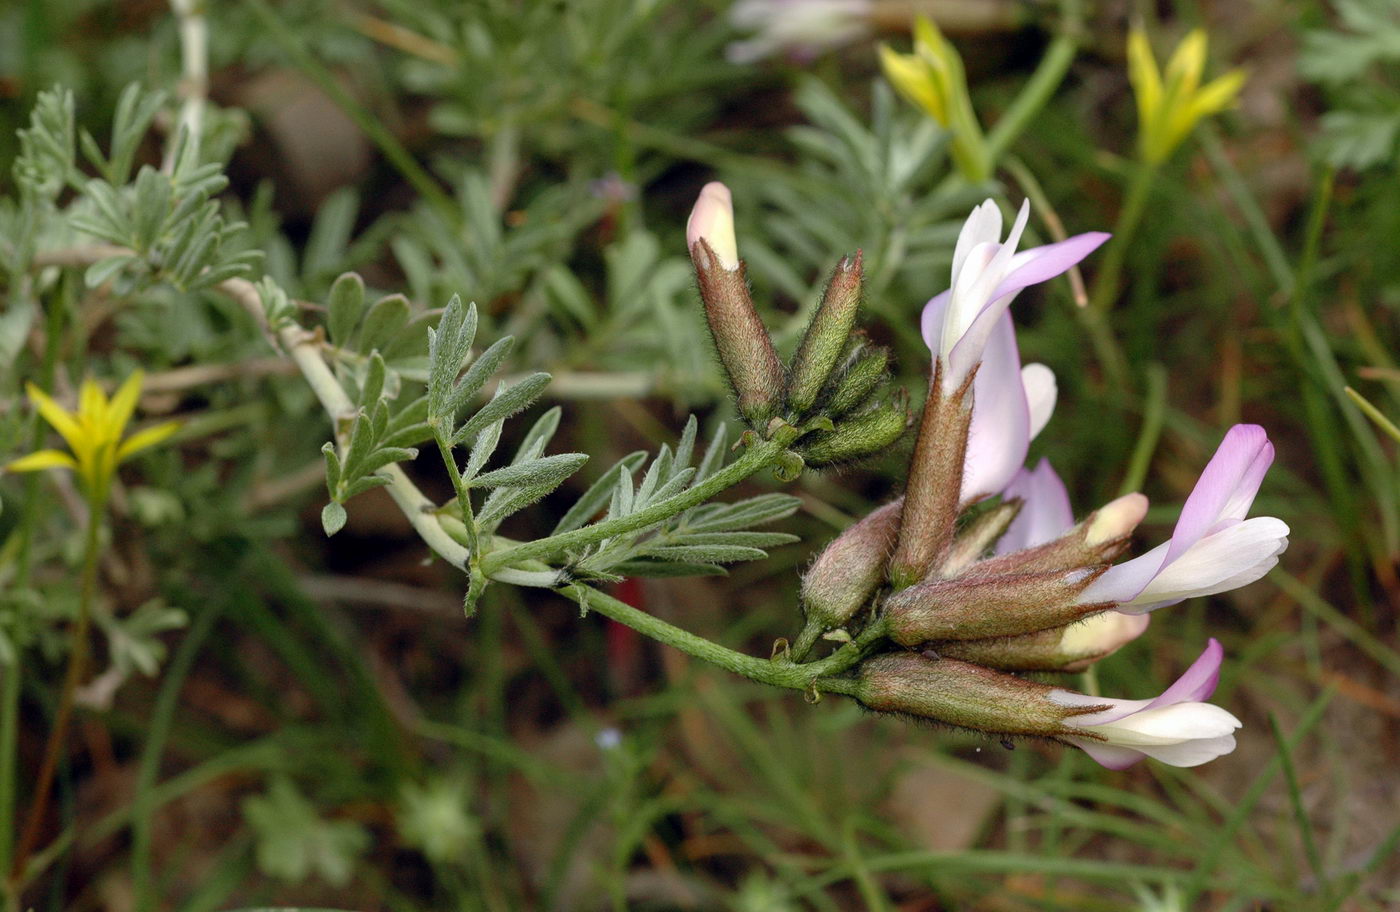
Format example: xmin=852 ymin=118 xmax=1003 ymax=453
xmin=686 ymin=182 xmax=910 ymax=478
xmin=788 ymin=197 xmax=1288 ymax=768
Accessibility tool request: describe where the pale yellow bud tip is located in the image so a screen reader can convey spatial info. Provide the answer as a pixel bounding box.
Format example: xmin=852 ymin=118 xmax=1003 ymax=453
xmin=1085 ymin=492 xmax=1149 ymax=545
xmin=1059 ymin=610 xmax=1150 ymax=656
xmin=687 ymin=181 xmax=739 ymax=271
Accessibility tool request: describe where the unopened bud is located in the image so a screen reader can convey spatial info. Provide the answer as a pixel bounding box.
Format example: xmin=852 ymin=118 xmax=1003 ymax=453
xmin=787 ymin=252 xmax=864 ymax=415
xmin=688 ymin=234 xmax=784 ymax=426
xmin=854 ymin=653 xmax=1098 ymax=738
xmin=976 ymin=492 xmax=1148 ymax=577
xmin=1085 ymin=493 xmax=1148 ymax=546
xmin=937 ymin=610 xmax=1150 ymax=672
xmin=888 ymin=367 xmax=974 ymax=588
xmin=885 ymin=565 xmax=1105 ymax=644
xmin=802 ymin=499 xmax=902 ymax=631
xmin=826 ymin=345 xmax=889 ymax=418
xmin=939 ymin=500 xmax=1021 ymax=578
xmin=799 ymin=401 xmax=908 ymax=466
xmin=686 ymin=182 xmax=739 ymax=270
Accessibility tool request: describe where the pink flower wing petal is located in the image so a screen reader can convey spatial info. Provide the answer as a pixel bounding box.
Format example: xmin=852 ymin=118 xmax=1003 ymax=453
xmin=960 ymin=312 xmax=1030 ymax=503
xmin=989 ymin=232 xmax=1111 ymax=303
xmin=1143 ymin=638 xmax=1225 ymax=710
xmin=1165 ymin=425 xmax=1272 ymax=564
xmin=997 ymin=458 xmax=1074 ymax=554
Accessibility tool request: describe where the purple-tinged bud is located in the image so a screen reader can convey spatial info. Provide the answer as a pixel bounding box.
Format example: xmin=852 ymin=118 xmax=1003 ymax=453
xmin=686 ymin=184 xmax=784 ymax=427
xmin=826 ymin=344 xmax=889 ymax=418
xmin=798 ymin=400 xmax=908 ymax=466
xmin=787 ymin=251 xmax=864 ymax=415
xmin=854 ymin=653 xmax=1103 ymax=738
xmin=802 ymin=498 xmax=902 ymax=631
xmin=884 ymin=564 xmax=1107 ymax=644
xmin=936 ymin=610 xmax=1150 ymax=672
xmin=888 ymin=366 xmax=975 ymax=589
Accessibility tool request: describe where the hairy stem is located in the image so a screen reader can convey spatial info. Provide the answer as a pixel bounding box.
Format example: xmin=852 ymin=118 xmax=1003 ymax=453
xmin=481 ymin=436 xmax=786 ymax=573
xmin=165 ymin=0 xmax=208 ymax=171
xmin=285 ymin=330 xmax=471 ymax=570
xmin=569 ymin=586 xmax=887 ymax=692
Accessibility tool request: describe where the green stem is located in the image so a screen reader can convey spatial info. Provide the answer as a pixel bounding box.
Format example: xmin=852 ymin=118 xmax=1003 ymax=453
xmin=10 ymin=499 xmax=102 ymax=888
xmin=481 ymin=436 xmax=786 ymax=573
xmin=985 ymin=30 xmax=1080 ymax=164
xmin=433 ymin=428 xmax=479 ymax=556
xmin=1 ymin=275 xmax=64 ymax=909
xmin=1117 ymin=361 xmax=1167 ymax=495
xmin=567 ymin=586 xmax=885 ymax=692
xmin=286 ymin=329 xmax=470 ymax=570
xmin=1088 ymin=159 xmax=1157 ymax=316
xmin=789 ymin=618 xmax=824 ymax=664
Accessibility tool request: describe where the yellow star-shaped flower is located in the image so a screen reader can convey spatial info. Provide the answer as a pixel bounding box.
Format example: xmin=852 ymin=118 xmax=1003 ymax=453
xmin=879 ymin=16 xmax=991 ymax=182
xmin=1128 ymin=27 xmax=1246 ymax=165
xmin=8 ymin=371 xmax=180 ymax=505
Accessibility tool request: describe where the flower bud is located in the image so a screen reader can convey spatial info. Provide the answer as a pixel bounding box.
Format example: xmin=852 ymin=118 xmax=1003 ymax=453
xmin=939 ymin=500 xmax=1021 ymax=578
xmin=854 ymin=652 xmax=1097 ymax=738
xmin=798 ymin=400 xmax=908 ymax=467
xmin=888 ymin=367 xmax=974 ymax=589
xmin=884 ymin=565 xmax=1106 ymax=644
xmin=801 ymin=498 xmax=902 ymax=631
xmin=1084 ymin=493 xmax=1148 ymax=546
xmin=825 ymin=344 xmax=889 ymax=418
xmin=936 ymin=610 xmax=1150 ymax=672
xmin=787 ymin=251 xmax=864 ymax=415
xmin=686 ymin=182 xmax=739 ymax=270
xmin=979 ymin=492 xmax=1147 ymax=577
xmin=686 ymin=184 xmax=785 ymax=427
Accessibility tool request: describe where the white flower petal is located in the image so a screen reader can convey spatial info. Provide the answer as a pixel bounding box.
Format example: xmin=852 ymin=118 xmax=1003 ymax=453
xmin=1021 ymin=363 xmax=1057 ymax=440
xmin=1127 ymin=517 xmax=1290 ymax=609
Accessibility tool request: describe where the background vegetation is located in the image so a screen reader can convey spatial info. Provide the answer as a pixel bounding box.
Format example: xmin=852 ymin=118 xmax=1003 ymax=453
xmin=1 ymin=0 xmax=1398 ymax=908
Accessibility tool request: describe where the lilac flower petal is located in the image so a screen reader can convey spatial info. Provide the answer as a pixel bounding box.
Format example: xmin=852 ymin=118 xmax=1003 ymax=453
xmin=1165 ymin=425 xmax=1273 ymax=565
xmin=960 ymin=312 xmax=1031 ymax=503
xmin=989 ymin=232 xmax=1112 ymax=304
xmin=998 ymin=459 xmax=1073 ymax=554
xmin=1078 ymin=541 xmax=1171 ymax=606
xmin=920 ymin=290 xmax=951 ymax=355
xmin=946 ymin=232 xmax=1109 ymax=379
xmin=1067 ymin=736 xmax=1147 ymax=770
xmin=1144 ymin=638 xmax=1224 ymax=709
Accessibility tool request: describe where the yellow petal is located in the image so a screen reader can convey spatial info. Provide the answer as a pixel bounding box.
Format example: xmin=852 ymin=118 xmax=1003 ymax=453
xmin=25 ymin=383 xmax=85 ymax=453
xmin=6 ymin=449 xmax=79 ymax=473
xmin=913 ymin=15 xmax=944 ymax=55
xmin=116 ymin=421 xmax=181 ymax=462
xmin=1126 ymin=28 xmax=1162 ymax=129
xmin=79 ymin=376 xmax=108 ymax=425
xmin=880 ymin=45 xmax=948 ymax=124
xmin=1164 ymin=29 xmax=1208 ymax=100
xmin=1186 ymin=68 xmax=1246 ymax=121
xmin=106 ymin=370 xmax=145 ymax=442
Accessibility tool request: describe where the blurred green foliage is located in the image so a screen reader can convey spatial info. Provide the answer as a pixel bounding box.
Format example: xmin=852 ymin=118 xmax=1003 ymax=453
xmin=1 ymin=0 xmax=1399 ymax=909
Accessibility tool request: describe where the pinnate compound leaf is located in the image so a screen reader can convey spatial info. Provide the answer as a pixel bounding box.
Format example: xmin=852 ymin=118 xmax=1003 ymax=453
xmin=552 ymin=451 xmax=648 ymax=534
